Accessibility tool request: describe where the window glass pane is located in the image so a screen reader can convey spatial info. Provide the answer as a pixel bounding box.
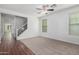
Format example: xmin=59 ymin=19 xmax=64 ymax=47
xmin=42 ymin=20 xmax=47 ymax=26
xmin=70 ymin=25 xmax=79 ymax=35
xmin=42 ymin=26 xmax=47 ymax=32
xmin=70 ymin=13 xmax=79 ymax=24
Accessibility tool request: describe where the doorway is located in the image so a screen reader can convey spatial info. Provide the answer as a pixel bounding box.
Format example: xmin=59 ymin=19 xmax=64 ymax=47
xmin=1 ymin=14 xmax=16 ymax=47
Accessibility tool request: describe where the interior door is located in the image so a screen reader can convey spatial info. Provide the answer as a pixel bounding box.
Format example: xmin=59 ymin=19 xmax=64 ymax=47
xmin=4 ymin=24 xmax=12 ymax=40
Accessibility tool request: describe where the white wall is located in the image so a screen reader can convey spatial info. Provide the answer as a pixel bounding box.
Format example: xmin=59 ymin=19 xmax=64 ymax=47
xmin=17 ymin=16 xmax=39 ymax=39
xmin=39 ymin=5 xmax=79 ymax=45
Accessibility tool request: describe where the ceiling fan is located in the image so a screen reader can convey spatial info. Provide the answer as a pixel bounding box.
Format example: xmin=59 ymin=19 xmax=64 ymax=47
xmin=36 ymin=4 xmax=56 ymax=14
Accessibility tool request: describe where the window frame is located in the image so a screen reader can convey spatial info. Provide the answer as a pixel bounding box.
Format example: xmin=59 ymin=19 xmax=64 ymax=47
xmin=42 ymin=19 xmax=47 ymax=32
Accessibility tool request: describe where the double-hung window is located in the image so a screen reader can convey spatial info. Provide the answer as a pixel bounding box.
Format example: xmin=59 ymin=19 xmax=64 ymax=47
xmin=69 ymin=12 xmax=79 ymax=35
xmin=42 ymin=19 xmax=47 ymax=32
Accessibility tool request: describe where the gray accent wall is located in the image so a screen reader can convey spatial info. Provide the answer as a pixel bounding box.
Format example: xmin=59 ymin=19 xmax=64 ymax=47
xmin=0 ymin=14 xmax=1 ymax=40
xmin=0 ymin=13 xmax=27 ymax=40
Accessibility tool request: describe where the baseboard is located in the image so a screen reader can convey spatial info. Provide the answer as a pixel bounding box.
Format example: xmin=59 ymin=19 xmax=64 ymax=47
xmin=17 ymin=36 xmax=40 ymax=40
xmin=39 ymin=36 xmax=79 ymax=46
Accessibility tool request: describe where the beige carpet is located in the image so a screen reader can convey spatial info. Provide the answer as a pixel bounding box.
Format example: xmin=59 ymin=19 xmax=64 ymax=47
xmin=20 ymin=37 xmax=79 ymax=55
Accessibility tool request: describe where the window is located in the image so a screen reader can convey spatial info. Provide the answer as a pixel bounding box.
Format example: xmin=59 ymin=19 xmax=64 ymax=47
xmin=42 ymin=19 xmax=47 ymax=32
xmin=69 ymin=12 xmax=79 ymax=35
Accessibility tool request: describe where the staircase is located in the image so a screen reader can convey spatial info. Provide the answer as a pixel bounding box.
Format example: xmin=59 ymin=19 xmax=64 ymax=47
xmin=17 ymin=23 xmax=27 ymax=36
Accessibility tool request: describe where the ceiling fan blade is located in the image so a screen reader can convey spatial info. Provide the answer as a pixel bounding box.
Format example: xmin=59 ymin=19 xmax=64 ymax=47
xmin=50 ymin=4 xmax=56 ymax=8
xmin=47 ymin=9 xmax=54 ymax=11
xmin=36 ymin=8 xmax=43 ymax=10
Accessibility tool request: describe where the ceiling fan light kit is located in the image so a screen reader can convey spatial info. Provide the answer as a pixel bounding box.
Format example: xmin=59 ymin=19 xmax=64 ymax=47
xmin=36 ymin=4 xmax=56 ymax=15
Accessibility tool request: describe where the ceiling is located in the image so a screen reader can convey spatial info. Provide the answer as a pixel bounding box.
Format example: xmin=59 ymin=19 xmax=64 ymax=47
xmin=0 ymin=4 xmax=76 ymax=17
